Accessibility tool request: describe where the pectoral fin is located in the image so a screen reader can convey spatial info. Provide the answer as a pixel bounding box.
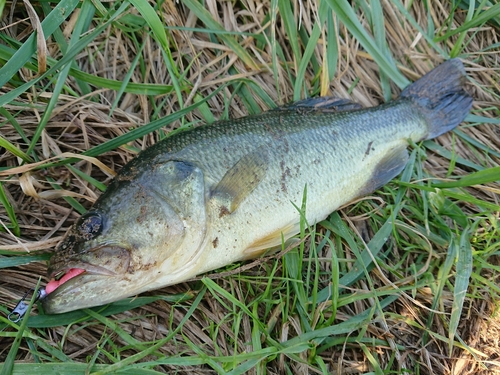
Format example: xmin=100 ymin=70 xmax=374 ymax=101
xmin=211 ymin=146 xmax=269 ymax=215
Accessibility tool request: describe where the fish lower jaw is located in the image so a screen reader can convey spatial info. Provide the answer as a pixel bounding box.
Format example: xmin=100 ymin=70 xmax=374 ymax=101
xmin=42 ymin=275 xmax=152 ymax=314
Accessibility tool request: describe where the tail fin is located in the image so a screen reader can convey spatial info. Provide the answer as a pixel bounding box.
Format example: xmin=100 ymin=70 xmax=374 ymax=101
xmin=399 ymin=59 xmax=472 ymax=140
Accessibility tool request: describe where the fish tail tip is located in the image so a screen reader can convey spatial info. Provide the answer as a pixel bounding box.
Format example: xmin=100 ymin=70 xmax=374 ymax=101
xmin=400 ymin=58 xmax=473 ymax=140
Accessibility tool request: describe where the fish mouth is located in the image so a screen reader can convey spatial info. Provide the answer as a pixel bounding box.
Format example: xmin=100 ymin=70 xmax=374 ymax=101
xmin=49 ymin=260 xmax=120 ymax=281
xmin=45 ymin=263 xmax=119 ymax=295
xmin=43 ymin=245 xmax=132 ymax=313
xmin=41 ymin=271 xmax=124 ymax=314
xmin=47 ymin=245 xmax=131 ymax=279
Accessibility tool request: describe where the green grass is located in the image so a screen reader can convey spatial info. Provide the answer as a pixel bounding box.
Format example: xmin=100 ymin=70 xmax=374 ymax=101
xmin=1 ymin=0 xmax=500 ymax=374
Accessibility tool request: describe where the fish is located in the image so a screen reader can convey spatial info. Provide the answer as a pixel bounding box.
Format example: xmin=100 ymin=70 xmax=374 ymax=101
xmin=42 ymin=59 xmax=472 ymax=314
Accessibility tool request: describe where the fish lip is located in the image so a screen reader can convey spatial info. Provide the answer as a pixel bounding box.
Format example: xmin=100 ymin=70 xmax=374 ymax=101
xmin=51 ymin=262 xmax=118 ymax=280
xmin=48 ymin=244 xmax=131 ymax=278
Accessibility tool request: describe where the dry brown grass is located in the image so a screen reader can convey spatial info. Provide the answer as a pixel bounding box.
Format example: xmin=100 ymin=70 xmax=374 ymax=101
xmin=1 ymin=0 xmax=499 ymax=374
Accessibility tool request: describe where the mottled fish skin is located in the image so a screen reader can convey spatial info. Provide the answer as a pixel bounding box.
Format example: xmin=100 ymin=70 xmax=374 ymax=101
xmin=43 ymin=59 xmax=472 ymax=314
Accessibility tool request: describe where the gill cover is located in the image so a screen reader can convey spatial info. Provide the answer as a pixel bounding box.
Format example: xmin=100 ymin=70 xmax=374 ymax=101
xmin=47 ymin=160 xmax=208 ymax=282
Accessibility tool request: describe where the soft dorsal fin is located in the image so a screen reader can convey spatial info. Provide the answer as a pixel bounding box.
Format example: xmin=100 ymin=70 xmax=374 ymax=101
xmin=274 ymin=97 xmax=362 ymax=112
xmin=211 ymin=146 xmax=269 ymax=215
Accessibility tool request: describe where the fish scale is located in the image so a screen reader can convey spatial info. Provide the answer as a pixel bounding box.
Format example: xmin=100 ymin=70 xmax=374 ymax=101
xmin=40 ymin=59 xmax=472 ymax=314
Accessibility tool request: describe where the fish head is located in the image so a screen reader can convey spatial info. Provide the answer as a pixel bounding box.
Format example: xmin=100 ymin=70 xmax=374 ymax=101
xmin=43 ymin=160 xmax=208 ymax=314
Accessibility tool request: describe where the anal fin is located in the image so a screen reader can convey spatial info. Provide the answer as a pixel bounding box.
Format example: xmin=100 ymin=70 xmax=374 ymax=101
xmin=357 ymin=145 xmax=409 ymax=197
xmin=243 ymin=223 xmax=298 ymax=259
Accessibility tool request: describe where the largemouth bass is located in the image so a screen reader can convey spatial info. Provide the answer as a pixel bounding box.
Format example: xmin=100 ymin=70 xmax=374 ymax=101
xmin=42 ymin=59 xmax=472 ymax=314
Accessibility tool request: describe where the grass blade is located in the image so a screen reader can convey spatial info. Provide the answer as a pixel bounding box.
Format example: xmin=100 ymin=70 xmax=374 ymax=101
xmin=0 ymin=2 xmax=131 ymax=108
xmin=0 ymin=183 xmax=20 ymax=237
xmin=0 ymin=282 xmax=42 ymax=375
xmin=0 ymin=41 xmax=175 ymax=95
xmin=388 ymin=0 xmax=447 ymax=56
xmin=27 ymin=0 xmax=97 ymax=154
xmin=10 ymin=84 xmax=225 ymax=174
xmin=448 ymin=227 xmax=473 ymax=353
xmin=90 ymin=287 xmax=206 ymax=374
xmin=278 ymin=0 xmax=300 ymax=73
xmin=316 ymin=215 xmax=394 ymax=303
xmin=0 ymin=254 xmax=51 ymax=268
xmin=127 ymin=0 xmax=168 ymax=50
xmin=432 ymin=166 xmax=500 ymax=188
xmin=435 ymin=2 xmax=500 ymax=42
xmin=182 ymin=0 xmax=258 ymax=70
xmin=293 ymin=1 xmax=325 ymax=99
xmin=0 ymin=0 xmax=80 ymax=88
xmin=20 ymin=294 xmax=193 ymax=329
xmin=370 ymin=0 xmax=392 ymax=100
xmin=325 ymin=0 xmax=408 ymax=88
xmin=82 ymin=86 xmax=224 ymax=157
xmin=0 ymin=136 xmax=33 ymax=163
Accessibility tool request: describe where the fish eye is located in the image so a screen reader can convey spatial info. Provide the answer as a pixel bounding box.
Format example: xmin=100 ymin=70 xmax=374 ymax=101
xmin=78 ymin=211 xmax=103 ymax=240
